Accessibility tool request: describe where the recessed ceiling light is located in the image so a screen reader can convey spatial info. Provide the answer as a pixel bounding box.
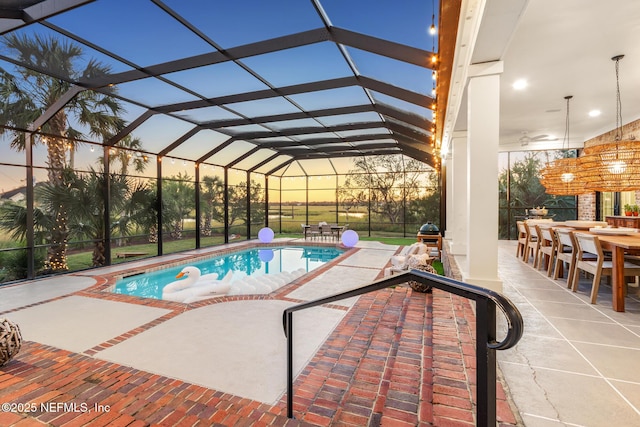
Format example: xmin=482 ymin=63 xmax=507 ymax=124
xmin=512 ymin=79 xmax=528 ymax=90
xmin=588 ymin=109 xmax=601 ymax=117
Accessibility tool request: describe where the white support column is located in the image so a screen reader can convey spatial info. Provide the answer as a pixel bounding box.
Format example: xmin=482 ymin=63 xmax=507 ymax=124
xmin=464 ymin=61 xmax=503 ymax=292
xmin=449 ymin=132 xmax=468 ymax=255
xmin=444 ymin=150 xmax=454 ymax=242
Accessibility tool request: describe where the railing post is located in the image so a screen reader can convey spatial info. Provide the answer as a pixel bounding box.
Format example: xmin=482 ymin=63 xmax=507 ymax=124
xmin=286 ymin=311 xmax=294 ymax=419
xmin=475 ymin=297 xmax=497 ymax=427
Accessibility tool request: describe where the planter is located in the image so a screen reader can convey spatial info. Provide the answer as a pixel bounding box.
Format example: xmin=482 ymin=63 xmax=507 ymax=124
xmin=0 ymin=318 xmax=22 ymax=366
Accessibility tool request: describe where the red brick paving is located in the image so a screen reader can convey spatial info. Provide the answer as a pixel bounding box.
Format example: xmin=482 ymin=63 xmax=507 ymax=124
xmin=0 ymin=246 xmax=519 ymax=426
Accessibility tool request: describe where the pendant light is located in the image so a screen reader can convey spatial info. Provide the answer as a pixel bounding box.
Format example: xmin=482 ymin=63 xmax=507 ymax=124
xmin=540 ymin=96 xmax=588 ymax=195
xmin=578 ymin=55 xmax=640 ymax=192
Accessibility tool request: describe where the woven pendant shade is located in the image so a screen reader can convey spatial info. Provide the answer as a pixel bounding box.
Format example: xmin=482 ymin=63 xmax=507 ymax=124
xmin=578 ymin=55 xmax=640 ymax=192
xmin=578 ymin=140 xmax=640 ymax=192
xmin=539 ymin=95 xmax=588 ymax=195
xmin=540 ymin=157 xmax=590 ymax=195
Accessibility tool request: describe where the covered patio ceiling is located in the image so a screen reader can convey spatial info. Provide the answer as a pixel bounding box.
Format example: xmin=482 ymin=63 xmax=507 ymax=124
xmin=0 ymin=0 xmax=438 ymax=176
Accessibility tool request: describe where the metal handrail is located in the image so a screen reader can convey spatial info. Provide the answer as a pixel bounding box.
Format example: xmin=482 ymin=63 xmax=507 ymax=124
xmin=282 ymin=269 xmax=524 ymax=426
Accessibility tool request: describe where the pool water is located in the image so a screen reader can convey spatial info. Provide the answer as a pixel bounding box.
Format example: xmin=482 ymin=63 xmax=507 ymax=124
xmin=113 ymin=246 xmax=343 ymax=300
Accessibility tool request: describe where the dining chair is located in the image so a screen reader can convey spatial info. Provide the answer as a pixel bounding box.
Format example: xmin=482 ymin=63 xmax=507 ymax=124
xmin=536 ymin=225 xmax=557 ymax=276
xmin=320 ymin=224 xmax=333 ymax=240
xmin=553 ymin=228 xmax=577 ymax=287
xmin=516 ymin=221 xmax=527 ymax=258
xmin=309 ymin=224 xmax=321 ymax=240
xmin=523 ymin=222 xmax=540 ymax=266
xmin=571 ymin=233 xmax=640 ymax=304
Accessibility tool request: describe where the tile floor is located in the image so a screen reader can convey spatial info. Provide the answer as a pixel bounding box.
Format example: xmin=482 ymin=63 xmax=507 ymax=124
xmin=493 ymin=240 xmax=640 ymax=426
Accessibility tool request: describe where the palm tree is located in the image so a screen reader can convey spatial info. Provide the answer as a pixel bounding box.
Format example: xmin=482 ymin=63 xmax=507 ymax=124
xmin=200 ymin=175 xmax=224 ymax=236
xmin=0 ymin=33 xmax=124 ymax=271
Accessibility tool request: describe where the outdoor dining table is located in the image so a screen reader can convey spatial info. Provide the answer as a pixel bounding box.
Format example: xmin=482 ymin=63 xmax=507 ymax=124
xmin=538 ymin=221 xmax=640 ymax=312
xmin=302 ymin=224 xmax=344 ymax=240
xmin=592 ymin=233 xmax=640 ymax=312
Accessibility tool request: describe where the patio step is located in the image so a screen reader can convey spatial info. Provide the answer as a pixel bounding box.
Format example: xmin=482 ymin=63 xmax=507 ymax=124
xmin=287 ymin=286 xmax=435 ymax=425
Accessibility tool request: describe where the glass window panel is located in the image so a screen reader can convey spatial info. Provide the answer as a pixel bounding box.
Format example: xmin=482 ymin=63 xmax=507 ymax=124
xmin=241 ymin=43 xmax=353 ymax=87
xmin=47 ymin=0 xmax=214 ymax=67
xmin=164 ymin=0 xmax=321 ymax=49
xmin=173 ymin=106 xmax=242 ymax=123
xmin=316 ymin=112 xmax=381 ymax=126
xmin=130 ymin=115 xmax=195 ymax=155
xmin=225 ymin=97 xmax=301 ymax=118
xmin=115 ymin=77 xmax=199 ymax=107
xmin=288 ymin=86 xmax=371 ymax=111
xmin=321 ymin=0 xmax=433 ymax=49
xmin=168 ymin=129 xmax=232 ymax=161
xmin=164 ymin=62 xmax=269 ymax=98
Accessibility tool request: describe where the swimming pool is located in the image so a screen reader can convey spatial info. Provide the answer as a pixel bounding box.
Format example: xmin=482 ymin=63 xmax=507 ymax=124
xmin=113 ymin=246 xmax=343 ymax=301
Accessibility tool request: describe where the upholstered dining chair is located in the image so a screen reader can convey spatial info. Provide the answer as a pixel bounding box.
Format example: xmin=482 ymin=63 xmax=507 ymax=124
xmin=571 ymin=233 xmax=640 ymax=304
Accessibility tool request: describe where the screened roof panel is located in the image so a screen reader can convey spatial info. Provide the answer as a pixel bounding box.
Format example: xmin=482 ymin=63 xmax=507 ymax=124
xmin=130 ymin=115 xmax=196 ymax=154
xmin=115 ymin=78 xmax=200 ymax=108
xmin=320 ymin=0 xmax=435 ymax=50
xmin=172 ymin=106 xmax=242 ymax=124
xmin=212 ymin=141 xmax=256 ymax=165
xmin=371 ymin=91 xmax=432 ymax=119
xmin=240 ymin=42 xmax=353 ymax=87
xmin=345 ymin=47 xmax=433 ymax=95
xmin=0 ymin=0 xmax=437 ymax=170
xmin=164 ymin=62 xmax=270 ymax=99
xmin=336 ymin=128 xmax=391 ymax=138
xmin=224 ymin=97 xmax=301 ymax=118
xmin=266 ymin=118 xmax=326 ymax=131
xmin=290 ymin=132 xmax=339 ymax=142
xmin=352 ymin=139 xmax=397 ymax=146
xmin=295 ymin=158 xmax=336 ymax=176
xmin=164 ymin=0 xmax=323 ymax=49
xmin=233 ymin=148 xmax=278 ymax=171
xmin=287 ymin=86 xmax=371 ymax=111
xmin=167 ymin=129 xmax=232 ymax=161
xmin=46 ymin=0 xmax=215 ymax=67
xmin=223 ymin=124 xmax=271 ymax=135
xmin=316 ymin=112 xmax=382 ymax=127
xmin=3 ymin=25 xmax=134 ymax=74
xmin=253 ymin=155 xmax=291 ymax=175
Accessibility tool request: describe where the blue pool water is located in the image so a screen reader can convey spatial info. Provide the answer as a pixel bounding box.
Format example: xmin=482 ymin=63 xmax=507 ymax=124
xmin=113 ymin=246 xmax=343 ymax=300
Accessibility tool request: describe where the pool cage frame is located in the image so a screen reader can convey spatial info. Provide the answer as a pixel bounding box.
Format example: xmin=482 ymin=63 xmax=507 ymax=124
xmin=0 ymin=127 xmax=443 ymax=281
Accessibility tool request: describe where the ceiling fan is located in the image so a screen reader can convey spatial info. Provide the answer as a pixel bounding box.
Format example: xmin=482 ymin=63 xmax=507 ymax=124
xmin=518 ymin=131 xmax=558 ymax=146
